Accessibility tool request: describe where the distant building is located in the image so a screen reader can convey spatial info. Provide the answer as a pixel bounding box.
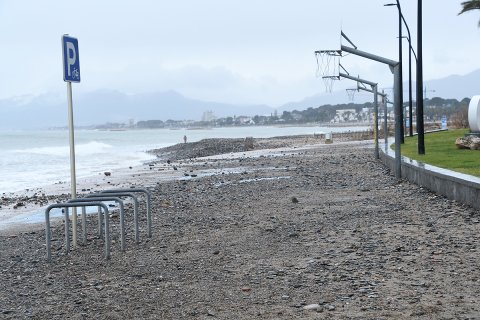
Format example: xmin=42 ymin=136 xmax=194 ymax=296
xmin=236 ymin=116 xmax=254 ymax=125
xmin=334 ymin=109 xmax=357 ymax=122
xmin=202 ymin=110 xmax=216 ymax=122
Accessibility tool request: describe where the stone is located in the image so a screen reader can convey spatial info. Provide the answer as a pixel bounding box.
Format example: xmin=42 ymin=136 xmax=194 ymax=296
xmin=455 ymin=136 xmax=480 ymax=150
xmin=303 ymin=304 xmax=321 ymax=311
xmin=2 ymin=310 xmax=15 ymax=315
xmin=207 ymin=310 xmax=216 ymax=317
xmin=244 ymin=137 xmax=255 ymax=150
xmin=13 ymin=202 xmax=24 ymax=209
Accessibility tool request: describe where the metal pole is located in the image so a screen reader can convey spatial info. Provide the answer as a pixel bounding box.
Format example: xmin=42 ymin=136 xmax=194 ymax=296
xmin=417 ymin=0 xmax=425 ymax=154
xmin=397 ymin=0 xmax=404 ymax=143
xmin=383 ymin=89 xmax=388 ymax=145
xmin=81 ymin=207 xmax=87 ymax=245
xmin=340 ymin=45 xmax=398 ymax=66
xmin=339 ymin=72 xmax=379 ymax=159
xmin=394 ymin=65 xmax=402 ymax=178
xmin=356 ymin=84 xmax=388 ymax=150
xmin=339 ymin=72 xmax=376 ymax=87
xmin=65 ymin=207 xmax=70 ymax=253
xmin=400 ymin=11 xmax=415 ymax=137
xmin=341 ymin=31 xmax=358 ymax=49
xmin=67 ymin=81 xmax=78 ymax=246
xmin=408 ymin=38 xmax=413 ymax=136
xmin=373 ymin=84 xmax=379 ymax=159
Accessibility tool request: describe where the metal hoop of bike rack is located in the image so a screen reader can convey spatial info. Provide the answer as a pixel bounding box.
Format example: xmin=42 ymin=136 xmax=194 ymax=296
xmin=45 ymin=202 xmax=110 ymax=261
xmin=87 ymin=192 xmax=140 ymax=244
xmin=101 ymin=188 xmax=152 ymax=238
xmin=67 ymin=197 xmax=125 ymax=251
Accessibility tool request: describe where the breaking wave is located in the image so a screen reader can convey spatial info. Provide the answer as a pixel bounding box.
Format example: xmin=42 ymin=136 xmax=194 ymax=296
xmin=11 ymin=141 xmax=113 ymax=157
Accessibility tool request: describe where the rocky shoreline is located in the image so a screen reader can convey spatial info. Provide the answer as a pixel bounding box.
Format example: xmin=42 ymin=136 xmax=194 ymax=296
xmin=1 ymin=135 xmax=479 ymax=319
xmin=148 ymin=132 xmax=373 ymax=161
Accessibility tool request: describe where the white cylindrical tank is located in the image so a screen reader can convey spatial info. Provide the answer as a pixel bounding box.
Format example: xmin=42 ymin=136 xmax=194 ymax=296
xmin=468 ymin=95 xmax=480 ymax=132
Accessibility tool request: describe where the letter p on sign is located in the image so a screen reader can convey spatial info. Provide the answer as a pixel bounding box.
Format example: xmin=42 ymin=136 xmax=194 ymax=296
xmin=62 ymin=35 xmax=81 ymax=82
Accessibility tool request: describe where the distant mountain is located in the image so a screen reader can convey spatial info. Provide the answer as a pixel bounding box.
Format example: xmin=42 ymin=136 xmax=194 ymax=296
xmin=1 ymin=69 xmax=479 ymax=129
xmin=424 ymin=69 xmax=480 ymax=101
xmin=277 ymin=69 xmax=480 ymax=112
xmin=0 ymin=90 xmax=274 ymax=129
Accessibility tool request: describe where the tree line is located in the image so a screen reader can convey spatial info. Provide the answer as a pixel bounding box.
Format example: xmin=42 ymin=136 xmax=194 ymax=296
xmin=125 ymin=97 xmax=470 ymax=129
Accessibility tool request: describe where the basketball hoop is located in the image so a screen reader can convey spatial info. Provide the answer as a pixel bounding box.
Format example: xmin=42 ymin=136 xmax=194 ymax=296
xmin=346 ymin=88 xmax=357 ymax=102
xmin=315 ymin=50 xmax=342 ymax=93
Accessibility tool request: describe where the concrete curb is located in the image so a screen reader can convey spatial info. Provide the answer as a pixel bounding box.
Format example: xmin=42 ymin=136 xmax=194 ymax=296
xmin=380 ymin=143 xmax=480 ymax=209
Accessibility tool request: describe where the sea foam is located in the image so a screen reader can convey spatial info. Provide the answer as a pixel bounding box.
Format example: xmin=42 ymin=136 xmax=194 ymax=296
xmin=10 ymin=141 xmax=113 ymax=157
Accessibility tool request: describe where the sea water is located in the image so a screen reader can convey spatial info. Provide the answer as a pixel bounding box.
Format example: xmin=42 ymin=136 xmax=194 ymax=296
xmin=0 ymin=125 xmax=368 ymax=194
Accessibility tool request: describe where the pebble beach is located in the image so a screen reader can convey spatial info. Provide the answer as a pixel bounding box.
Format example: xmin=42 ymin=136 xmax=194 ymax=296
xmin=1 ymin=134 xmax=479 ymax=319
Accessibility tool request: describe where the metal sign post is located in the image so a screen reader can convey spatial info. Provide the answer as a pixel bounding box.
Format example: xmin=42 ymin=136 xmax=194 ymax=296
xmin=62 ymin=34 xmax=81 ymax=247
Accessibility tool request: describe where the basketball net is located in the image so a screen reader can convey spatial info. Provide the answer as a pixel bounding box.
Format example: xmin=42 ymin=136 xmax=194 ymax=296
xmin=346 ymin=88 xmax=357 ymax=102
xmin=315 ymin=50 xmax=341 ymax=93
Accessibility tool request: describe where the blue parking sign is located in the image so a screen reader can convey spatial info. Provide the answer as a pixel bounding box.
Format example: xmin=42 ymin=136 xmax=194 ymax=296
xmin=62 ymin=35 xmax=80 ymax=82
xmin=441 ymin=115 xmax=447 ymax=130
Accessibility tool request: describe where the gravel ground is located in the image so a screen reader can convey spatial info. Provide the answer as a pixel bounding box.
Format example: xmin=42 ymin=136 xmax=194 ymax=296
xmin=1 ymin=138 xmax=479 ymax=319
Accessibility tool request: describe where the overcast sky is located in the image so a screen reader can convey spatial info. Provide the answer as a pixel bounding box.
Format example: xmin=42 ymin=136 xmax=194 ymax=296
xmin=0 ymin=0 xmax=479 ymax=106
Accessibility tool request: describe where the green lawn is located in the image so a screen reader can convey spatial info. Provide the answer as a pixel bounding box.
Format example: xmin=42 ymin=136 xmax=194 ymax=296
xmin=397 ymin=129 xmax=480 ymax=177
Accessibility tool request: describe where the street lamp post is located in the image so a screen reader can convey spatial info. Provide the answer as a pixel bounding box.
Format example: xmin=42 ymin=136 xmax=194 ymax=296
xmin=406 ymin=35 xmax=413 ymax=136
xmin=417 ymin=0 xmax=425 ymax=154
xmin=385 ymin=1 xmax=404 ymax=143
xmin=386 ymin=1 xmax=419 ymax=139
xmin=402 ymin=33 xmax=415 ymax=137
xmin=397 ymin=0 xmax=404 ymax=143
xmin=399 ymin=4 xmax=417 ymax=138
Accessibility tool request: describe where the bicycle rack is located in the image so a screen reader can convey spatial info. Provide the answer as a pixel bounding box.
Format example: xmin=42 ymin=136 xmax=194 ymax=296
xmin=45 ymin=202 xmax=110 ymax=261
xmin=87 ymin=192 xmax=140 ymax=244
xmin=101 ymin=188 xmax=152 ymax=238
xmin=67 ymin=197 xmax=125 ymax=251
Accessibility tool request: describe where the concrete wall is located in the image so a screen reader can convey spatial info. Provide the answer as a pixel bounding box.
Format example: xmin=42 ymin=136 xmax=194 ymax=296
xmin=380 ymin=147 xmax=480 ymax=209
